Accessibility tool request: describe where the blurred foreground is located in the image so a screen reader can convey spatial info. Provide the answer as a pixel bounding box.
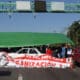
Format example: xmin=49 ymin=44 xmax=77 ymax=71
xmin=0 ymin=67 xmax=80 ymax=80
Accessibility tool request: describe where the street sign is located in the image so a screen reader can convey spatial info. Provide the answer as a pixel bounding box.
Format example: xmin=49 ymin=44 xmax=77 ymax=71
xmin=51 ymin=2 xmax=64 ymax=12
xmin=16 ymin=1 xmax=31 ymax=11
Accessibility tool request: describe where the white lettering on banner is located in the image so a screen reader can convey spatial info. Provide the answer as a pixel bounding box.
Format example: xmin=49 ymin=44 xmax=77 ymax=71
xmin=13 ymin=59 xmax=57 ymax=67
xmin=14 ymin=55 xmax=67 ymax=63
xmin=10 ymin=59 xmax=71 ymax=68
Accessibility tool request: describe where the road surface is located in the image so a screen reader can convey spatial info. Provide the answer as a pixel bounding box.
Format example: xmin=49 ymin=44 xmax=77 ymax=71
xmin=0 ymin=67 xmax=80 ymax=80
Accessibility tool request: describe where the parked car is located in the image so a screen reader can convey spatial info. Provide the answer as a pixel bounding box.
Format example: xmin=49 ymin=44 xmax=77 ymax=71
xmin=0 ymin=48 xmax=73 ymax=68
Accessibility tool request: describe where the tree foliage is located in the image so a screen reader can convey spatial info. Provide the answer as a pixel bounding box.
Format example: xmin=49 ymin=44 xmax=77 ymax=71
xmin=67 ymin=20 xmax=80 ymax=45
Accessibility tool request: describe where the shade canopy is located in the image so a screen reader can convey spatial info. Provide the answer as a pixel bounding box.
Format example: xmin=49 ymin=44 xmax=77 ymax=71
xmin=0 ymin=32 xmax=74 ymax=47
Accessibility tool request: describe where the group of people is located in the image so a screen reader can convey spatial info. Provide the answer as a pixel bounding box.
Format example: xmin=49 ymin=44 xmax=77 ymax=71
xmin=45 ymin=44 xmax=72 ymax=58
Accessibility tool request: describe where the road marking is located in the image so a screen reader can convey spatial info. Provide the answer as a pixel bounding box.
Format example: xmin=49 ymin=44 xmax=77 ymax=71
xmin=18 ymin=73 xmax=23 ymax=80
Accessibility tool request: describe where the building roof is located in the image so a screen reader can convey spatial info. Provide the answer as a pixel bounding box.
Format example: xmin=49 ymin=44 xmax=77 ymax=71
xmin=0 ymin=32 xmax=74 ymax=47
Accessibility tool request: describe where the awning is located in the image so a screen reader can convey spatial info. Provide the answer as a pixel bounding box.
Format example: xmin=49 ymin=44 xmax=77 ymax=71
xmin=0 ymin=32 xmax=74 ymax=47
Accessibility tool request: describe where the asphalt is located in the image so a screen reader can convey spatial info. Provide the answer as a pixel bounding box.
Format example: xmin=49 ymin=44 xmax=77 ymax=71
xmin=0 ymin=67 xmax=80 ymax=80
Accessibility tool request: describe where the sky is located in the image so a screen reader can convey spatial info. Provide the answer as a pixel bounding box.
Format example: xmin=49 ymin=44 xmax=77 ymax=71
xmin=0 ymin=0 xmax=80 ymax=33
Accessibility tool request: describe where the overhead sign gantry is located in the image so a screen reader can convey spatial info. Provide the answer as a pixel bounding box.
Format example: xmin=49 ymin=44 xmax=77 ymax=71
xmin=0 ymin=0 xmax=80 ymax=13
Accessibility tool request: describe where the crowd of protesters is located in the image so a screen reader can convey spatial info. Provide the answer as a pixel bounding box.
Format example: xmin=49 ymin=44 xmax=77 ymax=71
xmin=38 ymin=44 xmax=73 ymax=58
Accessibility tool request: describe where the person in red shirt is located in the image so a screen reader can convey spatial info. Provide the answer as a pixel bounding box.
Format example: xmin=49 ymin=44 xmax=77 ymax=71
xmin=46 ymin=46 xmax=53 ymax=56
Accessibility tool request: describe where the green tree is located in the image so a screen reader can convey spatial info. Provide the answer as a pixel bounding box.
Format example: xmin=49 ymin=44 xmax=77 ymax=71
xmin=67 ymin=20 xmax=80 ymax=45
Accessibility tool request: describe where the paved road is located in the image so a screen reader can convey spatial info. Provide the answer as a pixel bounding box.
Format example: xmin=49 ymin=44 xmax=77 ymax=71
xmin=0 ymin=67 xmax=80 ymax=80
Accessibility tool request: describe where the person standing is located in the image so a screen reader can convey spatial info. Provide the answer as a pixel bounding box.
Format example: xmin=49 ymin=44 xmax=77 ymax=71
xmin=67 ymin=45 xmax=72 ymax=57
xmin=61 ymin=44 xmax=67 ymax=58
xmin=46 ymin=46 xmax=53 ymax=56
